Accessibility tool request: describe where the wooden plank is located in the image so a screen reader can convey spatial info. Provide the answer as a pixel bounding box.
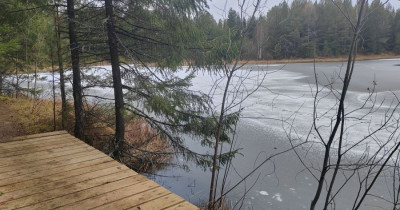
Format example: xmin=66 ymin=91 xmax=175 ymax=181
xmin=0 ymin=169 xmax=135 ymax=209
xmin=0 ymin=139 xmax=86 ymax=159
xmin=0 ymin=163 xmax=130 ymax=202
xmin=94 ymin=188 xmax=171 ymax=210
xmin=20 ymin=175 xmax=149 ymax=210
xmin=7 ymin=131 xmax=68 ymax=142
xmin=0 ymin=141 xmax=92 ymax=161
xmin=4 ymin=132 xmax=69 ymax=144
xmin=0 ymin=153 xmax=107 ymax=181
xmin=0 ymin=158 xmax=119 ymax=193
xmin=0 ymin=132 xmax=199 ymax=210
xmin=0 ymin=152 xmax=107 ymax=183
xmin=0 ymin=136 xmax=77 ymax=153
xmin=0 ymin=150 xmax=104 ymax=175
xmin=0 ymin=145 xmax=95 ymax=167
xmin=0 ymin=140 xmax=78 ymax=158
xmin=0 ymin=145 xmax=93 ymax=169
xmin=2 ymin=132 xmax=71 ymax=146
xmin=131 ymin=193 xmax=186 ymax=210
xmin=10 ymin=130 xmax=68 ymax=140
xmin=0 ymin=136 xmax=79 ymax=154
xmin=58 ymin=180 xmax=161 ymax=210
xmin=165 ymin=201 xmax=200 ymax=210
xmin=0 ymin=134 xmax=76 ymax=149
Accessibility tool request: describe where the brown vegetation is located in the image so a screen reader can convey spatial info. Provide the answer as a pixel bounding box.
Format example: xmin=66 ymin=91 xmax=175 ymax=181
xmin=123 ymin=119 xmax=172 ymax=173
xmin=200 ymin=199 xmax=233 ymax=210
xmin=0 ymin=96 xmax=66 ymax=135
xmin=239 ymin=54 xmax=400 ymax=65
xmin=84 ymin=104 xmax=173 ymax=173
xmin=0 ymin=96 xmax=23 ymax=141
xmin=0 ymin=95 xmax=172 ymax=173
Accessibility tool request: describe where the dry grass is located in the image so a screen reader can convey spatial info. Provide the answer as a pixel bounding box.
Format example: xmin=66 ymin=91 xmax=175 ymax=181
xmin=81 ymin=104 xmax=172 ymax=173
xmin=199 ymin=199 xmax=234 ymax=210
xmin=84 ymin=117 xmax=173 ymax=173
xmin=0 ymin=95 xmax=171 ymax=173
xmin=0 ymin=96 xmax=66 ymax=135
xmin=123 ymin=118 xmax=173 ymax=173
xmin=0 ymin=96 xmax=23 ymax=140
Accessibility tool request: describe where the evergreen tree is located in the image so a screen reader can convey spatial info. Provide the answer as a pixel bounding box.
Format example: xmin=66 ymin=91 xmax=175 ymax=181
xmin=0 ymin=1 xmax=22 ymax=93
xmin=362 ymin=0 xmax=393 ymax=54
xmin=393 ymin=10 xmax=400 ymax=53
xmin=67 ymin=0 xmax=84 ymax=140
xmin=104 ymin=0 xmax=125 ymax=160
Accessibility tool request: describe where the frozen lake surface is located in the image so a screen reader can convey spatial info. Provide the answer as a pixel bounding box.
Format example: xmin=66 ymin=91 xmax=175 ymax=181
xmin=8 ymin=59 xmax=400 ymax=209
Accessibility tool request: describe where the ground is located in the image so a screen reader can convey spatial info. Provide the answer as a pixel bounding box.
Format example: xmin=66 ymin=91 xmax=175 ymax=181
xmin=0 ymin=99 xmax=21 ymax=141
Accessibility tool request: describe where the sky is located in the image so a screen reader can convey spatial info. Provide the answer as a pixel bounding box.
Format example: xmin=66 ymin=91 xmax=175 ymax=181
xmin=207 ymin=0 xmax=400 ymax=21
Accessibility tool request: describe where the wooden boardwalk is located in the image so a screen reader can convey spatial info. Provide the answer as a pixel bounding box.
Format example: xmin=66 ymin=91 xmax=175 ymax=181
xmin=0 ymin=131 xmax=198 ymax=210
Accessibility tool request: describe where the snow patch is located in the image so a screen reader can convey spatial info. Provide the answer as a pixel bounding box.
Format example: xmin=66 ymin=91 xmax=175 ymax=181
xmin=272 ymin=193 xmax=283 ymax=202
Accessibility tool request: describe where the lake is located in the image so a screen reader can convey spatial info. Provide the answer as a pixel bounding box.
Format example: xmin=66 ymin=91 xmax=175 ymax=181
xmin=10 ymin=59 xmax=400 ymax=210
xmin=150 ymin=59 xmax=400 ymax=210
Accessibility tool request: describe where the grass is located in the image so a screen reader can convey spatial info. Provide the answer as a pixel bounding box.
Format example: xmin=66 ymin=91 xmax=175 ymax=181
xmin=123 ymin=118 xmax=172 ymax=173
xmin=0 ymin=94 xmax=171 ymax=173
xmin=0 ymin=96 xmax=65 ymax=135
xmin=198 ymin=199 xmax=234 ymax=210
xmin=82 ymin=103 xmax=172 ymax=173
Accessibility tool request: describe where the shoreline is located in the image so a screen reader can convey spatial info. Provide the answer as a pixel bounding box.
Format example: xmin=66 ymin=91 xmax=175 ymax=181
xmin=9 ymin=54 xmax=400 ymax=75
xmin=237 ymin=54 xmax=400 ymax=65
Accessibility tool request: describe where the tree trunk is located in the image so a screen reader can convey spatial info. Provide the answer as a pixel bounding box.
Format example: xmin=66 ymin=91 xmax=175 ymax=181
xmin=67 ymin=0 xmax=84 ymax=140
xmin=25 ymin=0 xmax=30 ymax=98
xmin=25 ymin=29 xmax=30 ymax=97
xmin=15 ymin=59 xmax=19 ymax=98
xmin=34 ymin=61 xmax=37 ymax=99
xmin=0 ymin=68 xmax=3 ymax=95
xmin=105 ymin=0 xmax=125 ymax=160
xmin=209 ymin=71 xmax=233 ymax=209
xmin=54 ymin=4 xmax=67 ymax=130
xmin=51 ymin=51 xmax=56 ymax=131
xmin=309 ymin=1 xmax=366 ymax=209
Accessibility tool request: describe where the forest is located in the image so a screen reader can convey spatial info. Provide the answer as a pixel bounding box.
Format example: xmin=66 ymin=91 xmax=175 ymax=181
xmin=1 ymin=0 xmax=400 ymax=210
xmin=2 ymin=0 xmax=400 ymax=71
xmin=240 ymin=0 xmax=400 ymax=59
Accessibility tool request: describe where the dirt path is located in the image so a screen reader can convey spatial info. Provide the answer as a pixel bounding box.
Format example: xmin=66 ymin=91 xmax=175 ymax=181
xmin=0 ymin=100 xmax=21 ymax=141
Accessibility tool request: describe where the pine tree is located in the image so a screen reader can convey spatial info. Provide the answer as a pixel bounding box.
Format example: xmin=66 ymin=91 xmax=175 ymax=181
xmin=67 ymin=0 xmax=84 ymax=140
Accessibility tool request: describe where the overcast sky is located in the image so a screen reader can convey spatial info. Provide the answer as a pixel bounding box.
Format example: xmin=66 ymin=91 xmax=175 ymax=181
xmin=207 ymin=0 xmax=400 ymax=21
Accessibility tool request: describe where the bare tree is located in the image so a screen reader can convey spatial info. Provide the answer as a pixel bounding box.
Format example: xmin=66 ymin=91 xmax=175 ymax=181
xmin=207 ymin=0 xmax=270 ymax=209
xmin=278 ymin=1 xmax=400 ymax=209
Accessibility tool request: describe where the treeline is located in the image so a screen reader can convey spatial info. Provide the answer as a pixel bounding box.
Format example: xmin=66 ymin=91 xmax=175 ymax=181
xmin=2 ymin=0 xmax=398 ymax=74
xmin=222 ymin=0 xmax=400 ymax=59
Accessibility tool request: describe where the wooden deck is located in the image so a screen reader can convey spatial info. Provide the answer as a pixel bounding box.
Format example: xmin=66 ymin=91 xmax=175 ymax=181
xmin=0 ymin=131 xmax=198 ymax=210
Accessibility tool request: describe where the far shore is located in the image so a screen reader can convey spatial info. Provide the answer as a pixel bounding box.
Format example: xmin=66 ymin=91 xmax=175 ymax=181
xmin=88 ymin=54 xmax=400 ymax=67
xmin=237 ymin=54 xmax=400 ymax=65
xmin=9 ymin=54 xmax=400 ymax=75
